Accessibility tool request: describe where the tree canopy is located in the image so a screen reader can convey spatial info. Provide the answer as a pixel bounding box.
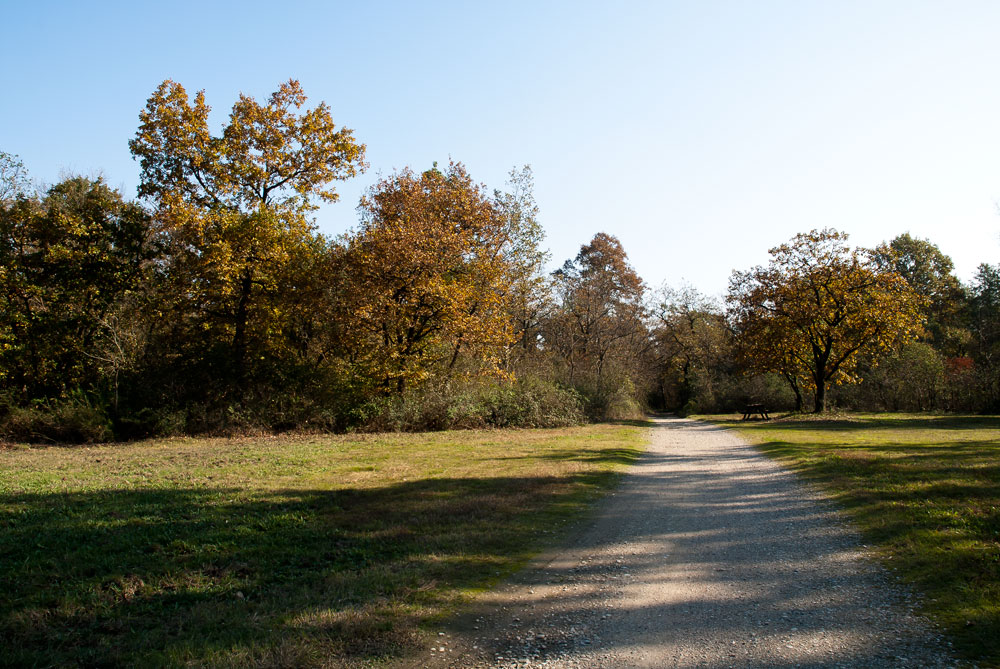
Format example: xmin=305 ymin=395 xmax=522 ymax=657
xmin=545 ymin=233 xmax=651 ymax=416
xmin=0 ymin=177 xmax=154 ymax=397
xmin=0 ymin=151 xmax=30 ymax=203
xmin=130 ymin=79 xmax=366 ymax=213
xmin=872 ymin=233 xmax=965 ymax=352
xmin=727 ymin=229 xmax=925 ymax=412
xmin=652 ymin=285 xmax=730 ymax=413
xmin=128 ymin=80 xmax=367 ymax=394
xmin=6 ymin=77 xmax=1000 ymax=441
xmin=339 ymin=162 xmax=544 ymax=393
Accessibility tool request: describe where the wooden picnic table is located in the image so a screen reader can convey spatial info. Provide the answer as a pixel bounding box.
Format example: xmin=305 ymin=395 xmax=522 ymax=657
xmin=741 ymin=404 xmax=771 ymax=421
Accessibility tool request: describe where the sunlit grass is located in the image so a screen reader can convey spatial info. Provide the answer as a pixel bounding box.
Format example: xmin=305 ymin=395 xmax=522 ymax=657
xmin=0 ymin=424 xmax=646 ymax=667
xmin=700 ymin=412 xmax=1000 ymax=666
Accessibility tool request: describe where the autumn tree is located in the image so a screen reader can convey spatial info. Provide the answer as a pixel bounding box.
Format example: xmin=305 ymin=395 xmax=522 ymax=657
xmin=338 ymin=162 xmax=538 ymax=394
xmin=546 ymin=233 xmax=650 ymax=416
xmin=0 ymin=177 xmax=154 ymax=399
xmin=0 ymin=151 xmax=30 ymax=203
xmin=728 ymin=277 xmax=811 ymax=412
xmin=872 ymin=233 xmax=967 ymax=353
xmin=129 ymin=79 xmax=365 ymax=393
xmin=727 ymin=229 xmax=924 ymax=413
xmin=652 ymin=285 xmax=731 ymax=412
xmin=968 ymin=263 xmax=1000 ymax=409
xmin=492 ymin=167 xmax=551 ymax=370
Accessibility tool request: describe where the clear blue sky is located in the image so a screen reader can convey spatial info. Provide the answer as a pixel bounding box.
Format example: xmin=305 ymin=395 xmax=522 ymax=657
xmin=3 ymin=0 xmax=999 ymax=297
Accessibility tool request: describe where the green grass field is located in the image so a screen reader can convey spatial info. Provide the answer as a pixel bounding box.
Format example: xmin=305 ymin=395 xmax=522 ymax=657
xmin=703 ymin=413 xmax=1000 ymax=666
xmin=0 ymin=424 xmax=646 ymax=667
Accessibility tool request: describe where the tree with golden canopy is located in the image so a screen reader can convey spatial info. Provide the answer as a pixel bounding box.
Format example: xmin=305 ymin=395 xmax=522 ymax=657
xmin=727 ymin=229 xmax=925 ymax=412
xmin=338 ymin=162 xmax=539 ymax=394
xmin=129 ymin=79 xmax=365 ymax=392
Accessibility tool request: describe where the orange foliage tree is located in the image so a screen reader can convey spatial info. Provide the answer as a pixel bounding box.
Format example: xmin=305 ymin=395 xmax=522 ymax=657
xmin=727 ymin=229 xmax=925 ymax=412
xmin=546 ymin=233 xmax=650 ymax=416
xmin=338 ymin=162 xmax=541 ymax=394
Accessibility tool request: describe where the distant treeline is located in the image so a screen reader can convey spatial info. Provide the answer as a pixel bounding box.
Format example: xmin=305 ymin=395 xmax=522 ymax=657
xmin=667 ymin=231 xmax=1000 ymax=416
xmin=1 ymin=81 xmax=998 ymax=442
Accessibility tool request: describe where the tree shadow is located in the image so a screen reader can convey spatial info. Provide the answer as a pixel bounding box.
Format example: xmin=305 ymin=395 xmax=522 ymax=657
xmin=0 ymin=469 xmax=620 ymax=666
xmin=745 ymin=433 xmax=1000 ymax=662
xmin=429 ymin=432 xmax=959 ymax=667
xmin=486 ymin=447 xmax=642 ymax=466
xmin=741 ymin=415 xmax=1000 ymax=432
xmin=607 ymin=418 xmax=658 ymax=428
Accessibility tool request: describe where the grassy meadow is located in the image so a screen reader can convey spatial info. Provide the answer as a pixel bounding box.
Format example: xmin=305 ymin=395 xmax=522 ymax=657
xmin=0 ymin=424 xmax=646 ymax=667
xmin=704 ymin=413 xmax=1000 ymax=666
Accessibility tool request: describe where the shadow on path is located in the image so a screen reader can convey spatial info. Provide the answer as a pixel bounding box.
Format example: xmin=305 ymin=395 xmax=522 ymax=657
xmin=415 ymin=417 xmax=955 ymax=668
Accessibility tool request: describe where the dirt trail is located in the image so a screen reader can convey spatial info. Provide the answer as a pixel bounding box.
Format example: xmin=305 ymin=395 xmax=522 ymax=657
xmin=411 ymin=417 xmax=957 ymax=668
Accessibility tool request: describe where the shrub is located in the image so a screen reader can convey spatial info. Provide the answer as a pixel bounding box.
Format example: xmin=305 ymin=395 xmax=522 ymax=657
xmin=0 ymin=393 xmax=112 ymax=444
xmin=356 ymin=378 xmax=585 ymax=432
xmin=479 ymin=378 xmax=586 ymax=428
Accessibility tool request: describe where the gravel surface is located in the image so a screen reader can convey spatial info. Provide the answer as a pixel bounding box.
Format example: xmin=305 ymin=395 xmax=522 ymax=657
xmin=409 ymin=417 xmax=959 ymax=668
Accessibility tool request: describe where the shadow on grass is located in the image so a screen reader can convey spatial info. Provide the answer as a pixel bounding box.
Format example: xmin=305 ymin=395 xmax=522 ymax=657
xmin=433 ymin=417 xmax=960 ymax=668
xmin=747 ymin=433 xmax=1000 ymax=663
xmin=608 ymin=418 xmax=657 ymax=428
xmin=486 ymin=447 xmax=642 ymax=466
xmin=0 ymin=467 xmax=625 ymax=667
xmin=745 ymin=415 xmax=1000 ymax=432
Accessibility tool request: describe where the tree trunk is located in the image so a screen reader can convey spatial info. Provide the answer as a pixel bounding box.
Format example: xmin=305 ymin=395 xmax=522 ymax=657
xmin=812 ymin=343 xmax=832 ymax=413
xmin=678 ymin=360 xmax=692 ymax=409
xmin=813 ymin=376 xmax=826 ymax=413
xmin=782 ymin=372 xmax=803 ymax=412
xmin=232 ymin=267 xmax=254 ymax=397
xmin=448 ymin=338 xmax=463 ymax=373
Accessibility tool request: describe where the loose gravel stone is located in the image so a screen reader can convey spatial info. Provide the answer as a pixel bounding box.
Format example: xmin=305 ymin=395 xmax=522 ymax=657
xmin=405 ymin=417 xmax=959 ymax=668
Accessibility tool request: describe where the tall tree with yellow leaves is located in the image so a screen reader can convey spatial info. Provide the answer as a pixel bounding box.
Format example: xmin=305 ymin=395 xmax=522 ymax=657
xmin=129 ymin=79 xmax=365 ymax=392
xmin=338 ymin=162 xmax=536 ymax=394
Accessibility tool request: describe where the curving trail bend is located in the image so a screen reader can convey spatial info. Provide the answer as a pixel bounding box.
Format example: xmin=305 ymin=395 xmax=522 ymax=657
xmin=415 ymin=417 xmax=957 ymax=668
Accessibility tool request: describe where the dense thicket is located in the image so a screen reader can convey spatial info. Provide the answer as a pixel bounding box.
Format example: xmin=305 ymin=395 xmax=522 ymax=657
xmin=0 ymin=80 xmax=651 ymax=441
xmin=2 ymin=83 xmax=998 ymax=442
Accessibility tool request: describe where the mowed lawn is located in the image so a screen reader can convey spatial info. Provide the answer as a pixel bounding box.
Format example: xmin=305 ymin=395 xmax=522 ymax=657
xmin=704 ymin=413 xmax=1000 ymax=666
xmin=0 ymin=424 xmax=646 ymax=667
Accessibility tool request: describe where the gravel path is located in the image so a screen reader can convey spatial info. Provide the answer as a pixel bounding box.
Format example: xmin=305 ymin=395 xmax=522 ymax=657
xmin=413 ymin=417 xmax=958 ymax=668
